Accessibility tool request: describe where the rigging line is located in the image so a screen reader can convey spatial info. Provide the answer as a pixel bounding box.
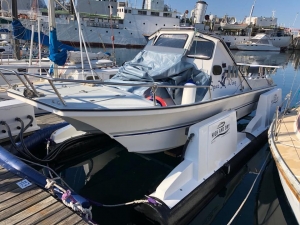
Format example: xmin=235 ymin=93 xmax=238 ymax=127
xmin=227 ymin=151 xmax=270 ymax=225
xmin=289 ymin=69 xmax=298 ymax=99
xmin=288 ymin=70 xmax=300 ymax=106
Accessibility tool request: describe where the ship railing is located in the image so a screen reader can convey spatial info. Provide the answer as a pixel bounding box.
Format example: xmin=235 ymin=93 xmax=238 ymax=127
xmin=269 ymin=93 xmax=300 ymax=197
xmin=272 ymin=92 xmax=292 ymax=138
xmin=0 ymin=68 xmax=212 ymax=107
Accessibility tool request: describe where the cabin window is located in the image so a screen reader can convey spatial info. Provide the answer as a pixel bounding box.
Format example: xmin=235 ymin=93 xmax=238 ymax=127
xmin=138 ymin=11 xmax=147 ymax=15
xmin=250 ymin=38 xmax=269 ymax=44
xmin=187 ymin=37 xmax=214 ymax=59
xmin=212 ymin=65 xmax=222 ymax=75
xmin=151 ymin=12 xmax=159 ymax=16
xmin=154 ymin=34 xmax=188 ymax=48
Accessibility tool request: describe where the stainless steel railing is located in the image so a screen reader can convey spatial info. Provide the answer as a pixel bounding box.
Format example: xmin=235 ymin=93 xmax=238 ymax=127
xmin=0 ymin=68 xmax=212 ymax=107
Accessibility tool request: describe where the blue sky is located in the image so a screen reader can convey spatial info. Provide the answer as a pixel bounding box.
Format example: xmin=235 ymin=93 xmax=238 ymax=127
xmin=131 ymin=0 xmax=299 ymax=28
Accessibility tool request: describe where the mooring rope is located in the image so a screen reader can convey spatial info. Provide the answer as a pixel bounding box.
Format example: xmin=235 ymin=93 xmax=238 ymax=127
xmin=227 ymin=151 xmax=270 ymax=225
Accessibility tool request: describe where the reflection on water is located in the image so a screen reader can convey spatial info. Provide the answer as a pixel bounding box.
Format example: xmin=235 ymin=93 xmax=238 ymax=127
xmin=231 ymin=50 xmax=292 ymax=67
xmin=59 ymin=49 xmax=300 ymax=224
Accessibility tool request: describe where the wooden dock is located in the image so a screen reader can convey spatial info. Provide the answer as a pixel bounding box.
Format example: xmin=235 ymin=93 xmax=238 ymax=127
xmin=0 ymin=113 xmax=91 ymax=224
xmin=0 ymin=164 xmax=90 ymax=224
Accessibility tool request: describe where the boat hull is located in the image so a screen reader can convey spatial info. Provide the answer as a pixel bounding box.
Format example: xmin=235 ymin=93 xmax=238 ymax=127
xmin=269 ymin=119 xmax=300 ymax=224
xmin=236 ymin=44 xmax=280 ymax=51
xmin=220 ymin=35 xmax=291 ymax=50
xmin=8 ymin=86 xmax=273 ymax=153
xmin=132 ymin=130 xmax=268 ymax=225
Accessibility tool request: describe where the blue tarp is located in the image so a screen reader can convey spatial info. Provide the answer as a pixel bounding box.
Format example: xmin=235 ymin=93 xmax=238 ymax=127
xmin=0 ymin=29 xmax=9 ymax=33
xmin=48 ymin=28 xmax=68 ymax=66
xmin=12 ymin=19 xmax=77 ymax=51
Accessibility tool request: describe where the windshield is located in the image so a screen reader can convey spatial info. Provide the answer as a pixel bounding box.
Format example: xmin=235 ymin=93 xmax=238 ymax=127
xmin=154 ymin=34 xmax=188 ymax=48
xmin=250 ymin=38 xmax=269 ymax=44
xmin=187 ymin=37 xmax=215 ymax=59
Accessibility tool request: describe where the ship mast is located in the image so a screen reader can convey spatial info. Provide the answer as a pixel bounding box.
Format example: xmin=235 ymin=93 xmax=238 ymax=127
xmin=248 ymin=0 xmax=256 ymax=26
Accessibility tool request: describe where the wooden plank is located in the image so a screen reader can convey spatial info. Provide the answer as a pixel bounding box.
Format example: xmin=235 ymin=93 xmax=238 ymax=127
xmin=1 ymin=196 xmax=57 ymax=224
xmin=55 ymin=213 xmax=83 ymax=225
xmin=76 ymin=220 xmax=90 ymax=225
xmin=37 ymin=206 xmax=74 ymax=225
xmin=0 ymin=182 xmax=35 ymax=201
xmin=0 ymin=189 xmax=47 ymax=220
xmin=0 ymin=181 xmax=21 ymax=195
xmin=15 ymin=202 xmax=65 ymax=225
xmin=0 ymin=168 xmax=11 ymax=175
xmin=0 ymin=175 xmax=22 ymax=190
xmin=36 ymin=114 xmax=64 ymax=126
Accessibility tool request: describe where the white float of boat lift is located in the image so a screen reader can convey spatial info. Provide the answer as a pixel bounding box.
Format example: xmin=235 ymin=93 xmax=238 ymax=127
xmin=0 ymin=99 xmax=40 ymax=141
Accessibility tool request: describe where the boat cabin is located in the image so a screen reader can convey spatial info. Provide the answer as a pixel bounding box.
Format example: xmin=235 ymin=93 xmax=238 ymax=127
xmin=111 ymin=28 xmax=275 ymax=105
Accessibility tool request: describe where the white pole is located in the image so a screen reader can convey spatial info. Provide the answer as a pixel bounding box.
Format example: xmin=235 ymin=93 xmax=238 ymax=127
xmin=78 ymin=14 xmax=84 ymax=76
xmin=77 ymin=13 xmax=95 ymax=80
xmin=38 ymin=16 xmax=42 ymax=75
xmin=248 ymin=0 xmax=256 ymax=25
xmin=49 ymin=0 xmax=58 ymax=78
xmin=29 ymin=24 xmax=35 ymax=65
xmin=71 ymin=0 xmax=95 ymax=79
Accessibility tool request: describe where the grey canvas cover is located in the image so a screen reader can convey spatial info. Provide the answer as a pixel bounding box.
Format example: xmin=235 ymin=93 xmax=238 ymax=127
xmin=111 ymin=50 xmax=194 ymax=82
xmin=110 ymin=49 xmax=211 ymax=104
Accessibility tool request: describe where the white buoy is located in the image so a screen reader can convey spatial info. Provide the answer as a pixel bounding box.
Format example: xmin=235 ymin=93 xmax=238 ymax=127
xmin=181 ymin=83 xmax=197 ymax=105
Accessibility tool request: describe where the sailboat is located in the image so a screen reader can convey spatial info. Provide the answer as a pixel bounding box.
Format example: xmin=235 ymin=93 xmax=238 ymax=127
xmin=268 ymin=91 xmax=300 ymax=223
xmin=4 ymin=23 xmax=281 ymax=153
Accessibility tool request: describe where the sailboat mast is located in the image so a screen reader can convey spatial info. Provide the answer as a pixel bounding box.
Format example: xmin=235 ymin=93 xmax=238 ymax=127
xmin=248 ymin=0 xmax=256 ymax=25
xmin=11 ymin=0 xmax=20 ymax=60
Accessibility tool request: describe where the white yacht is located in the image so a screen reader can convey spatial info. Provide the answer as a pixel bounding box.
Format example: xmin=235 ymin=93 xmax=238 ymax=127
xmin=236 ymin=33 xmax=281 ymax=51
xmin=192 ymin=1 xmax=292 ymax=50
xmin=6 ymin=28 xmax=279 ymax=154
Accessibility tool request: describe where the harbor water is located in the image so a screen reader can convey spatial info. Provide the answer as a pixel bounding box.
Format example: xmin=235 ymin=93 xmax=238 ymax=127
xmin=57 ymin=49 xmax=300 ymax=225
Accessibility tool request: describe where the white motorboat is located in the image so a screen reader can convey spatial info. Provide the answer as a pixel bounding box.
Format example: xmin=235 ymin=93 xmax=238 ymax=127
xmin=236 ymin=33 xmax=281 ymax=51
xmin=5 ymin=28 xmax=279 ymax=154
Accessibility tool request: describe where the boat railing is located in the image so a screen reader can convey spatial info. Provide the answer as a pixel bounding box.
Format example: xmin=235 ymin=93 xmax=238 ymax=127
xmin=272 ymin=93 xmax=292 ymax=138
xmin=0 ymin=64 xmax=110 ymax=80
xmin=0 ymin=68 xmax=212 ymax=106
xmin=269 ymin=94 xmax=300 ymax=195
